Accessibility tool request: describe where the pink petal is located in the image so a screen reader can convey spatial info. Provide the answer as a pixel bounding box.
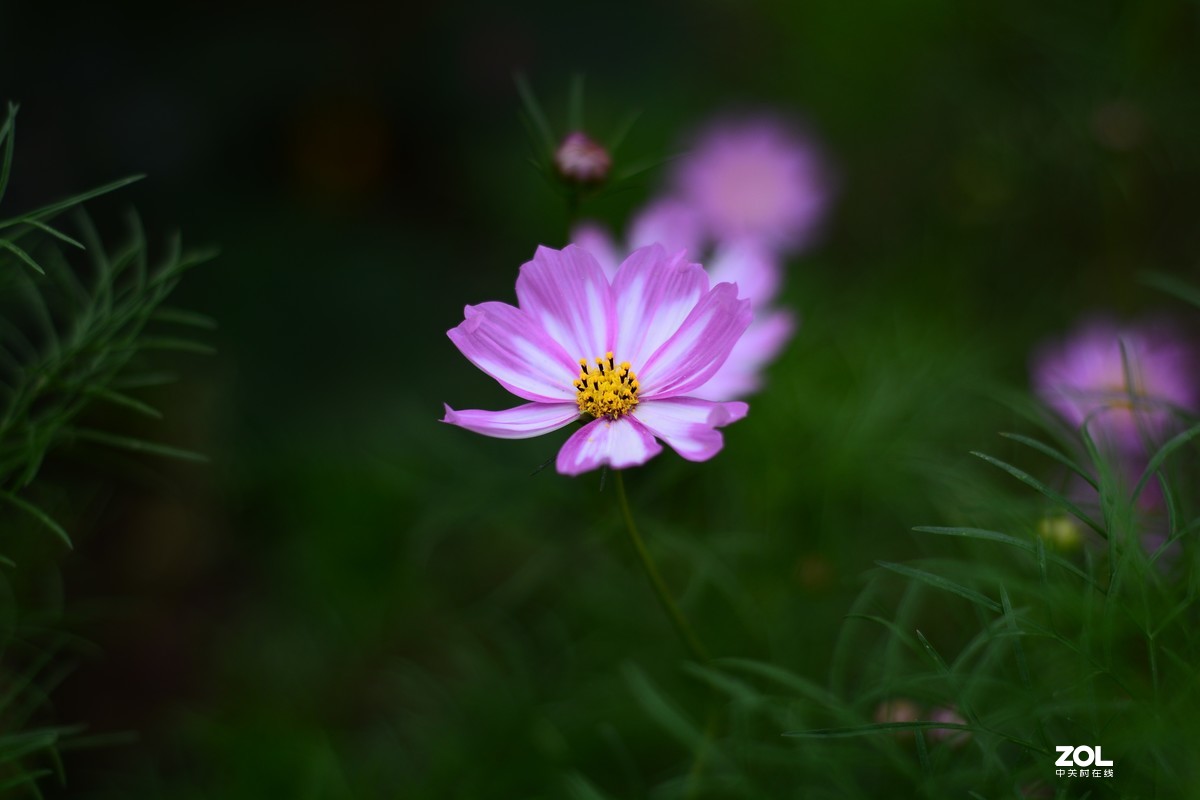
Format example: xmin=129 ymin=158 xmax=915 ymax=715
xmin=441 ymin=402 xmax=580 ymax=439
xmin=611 ymin=245 xmax=710 ymax=371
xmin=447 ymin=302 xmax=579 ymax=402
xmin=569 ymin=223 xmax=623 ymax=280
xmin=706 ymin=239 xmax=782 ymax=305
xmin=555 ymin=416 xmax=663 ymax=475
xmin=632 ymin=397 xmax=747 ymax=462
xmin=637 ymin=283 xmax=752 ymax=398
xmin=627 ymin=198 xmax=705 ymax=257
xmin=516 ymin=245 xmax=615 ymax=362
xmin=692 ymin=309 xmax=797 ymax=400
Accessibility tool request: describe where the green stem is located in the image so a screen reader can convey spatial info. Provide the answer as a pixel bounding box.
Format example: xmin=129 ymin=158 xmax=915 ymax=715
xmin=613 ymin=470 xmax=709 ymax=663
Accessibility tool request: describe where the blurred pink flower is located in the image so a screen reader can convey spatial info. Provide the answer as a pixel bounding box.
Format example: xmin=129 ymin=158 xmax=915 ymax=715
xmin=573 ymin=204 xmax=795 ymax=400
xmin=1032 ymin=318 xmax=1197 ymax=454
xmin=672 ymin=115 xmax=831 ymax=253
xmin=443 ymin=244 xmax=751 ymax=475
xmin=927 ymin=706 xmax=971 ymax=747
xmin=873 ymin=697 xmax=921 ymax=739
xmin=553 ymin=131 xmax=611 ymax=185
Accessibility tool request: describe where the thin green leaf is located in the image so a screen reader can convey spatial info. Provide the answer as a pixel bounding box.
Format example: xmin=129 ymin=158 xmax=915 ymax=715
xmin=0 ymin=493 xmax=71 ymax=549
xmin=0 ymin=103 xmax=16 ymax=208
xmin=152 ymin=307 xmax=216 ymax=329
xmin=563 ymin=773 xmax=611 ymax=800
xmin=0 ymin=239 xmax=45 ymax=274
xmin=971 ymin=450 xmax=1106 ymax=537
xmin=514 ymin=73 xmax=557 ymax=154
xmin=71 ymin=428 xmax=208 ymax=463
xmin=998 ymin=432 xmax=1097 ymax=489
xmin=682 ymin=662 xmax=762 ymax=708
xmin=876 ymin=561 xmax=1001 ymax=613
xmin=718 ymin=658 xmax=843 ymax=708
xmin=911 ymin=526 xmax=1098 ymax=588
xmin=913 ymin=629 xmax=951 ymax=674
xmin=84 ymin=387 xmax=163 ymax=419
xmin=622 ymin=663 xmax=703 ymax=750
xmin=0 ymin=770 xmax=52 ymax=792
xmin=842 ymin=614 xmax=923 ymax=654
xmin=567 ymin=73 xmax=585 ymax=131
xmin=1133 ymin=421 xmax=1200 ymax=503
xmin=0 ymin=175 xmax=144 ymax=229
xmin=134 ymin=336 xmax=215 ymax=355
xmin=19 ymin=219 xmax=83 ymax=249
xmin=608 ymin=109 xmax=641 ymax=153
xmin=1140 ymin=271 xmax=1200 ymax=310
xmin=784 ymin=721 xmax=974 ymax=739
xmin=111 ymin=372 xmax=178 ymax=389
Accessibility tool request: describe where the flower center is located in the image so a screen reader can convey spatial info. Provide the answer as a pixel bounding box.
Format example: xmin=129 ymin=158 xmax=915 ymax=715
xmin=575 ymin=351 xmax=639 ymax=419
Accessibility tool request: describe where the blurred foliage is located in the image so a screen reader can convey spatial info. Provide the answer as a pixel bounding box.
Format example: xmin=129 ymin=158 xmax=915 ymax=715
xmin=0 ymin=105 xmax=210 ymax=794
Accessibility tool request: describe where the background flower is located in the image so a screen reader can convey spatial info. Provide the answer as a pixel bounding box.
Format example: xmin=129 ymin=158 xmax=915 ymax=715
xmin=672 ymin=114 xmax=833 ymax=254
xmin=1031 ymin=317 xmax=1198 ymax=453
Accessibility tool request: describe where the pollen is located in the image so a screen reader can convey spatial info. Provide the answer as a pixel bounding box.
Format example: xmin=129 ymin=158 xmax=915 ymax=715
xmin=574 ymin=351 xmax=640 ymax=419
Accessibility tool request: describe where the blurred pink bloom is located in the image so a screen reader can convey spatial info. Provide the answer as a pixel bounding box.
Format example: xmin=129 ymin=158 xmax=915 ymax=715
xmin=927 ymin=706 xmax=971 ymax=747
xmin=1032 ymin=318 xmax=1197 ymax=454
xmin=873 ymin=697 xmax=921 ymax=739
xmin=443 ymin=244 xmax=751 ymax=475
xmin=673 ymin=115 xmax=831 ymax=253
xmin=1067 ymin=460 xmax=1181 ymax=572
xmin=573 ymin=205 xmax=795 ymax=400
xmin=554 ymin=131 xmax=611 ymax=184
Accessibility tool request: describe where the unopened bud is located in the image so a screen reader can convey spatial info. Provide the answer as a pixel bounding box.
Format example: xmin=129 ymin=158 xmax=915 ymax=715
xmin=554 ymin=131 xmax=611 ymax=185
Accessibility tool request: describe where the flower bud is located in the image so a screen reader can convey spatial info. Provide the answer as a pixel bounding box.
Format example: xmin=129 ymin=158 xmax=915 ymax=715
xmin=554 ymin=131 xmax=611 ymax=185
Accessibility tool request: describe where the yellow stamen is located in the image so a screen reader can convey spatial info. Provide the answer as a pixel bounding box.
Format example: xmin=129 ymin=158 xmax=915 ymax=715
xmin=574 ymin=350 xmax=639 ymax=419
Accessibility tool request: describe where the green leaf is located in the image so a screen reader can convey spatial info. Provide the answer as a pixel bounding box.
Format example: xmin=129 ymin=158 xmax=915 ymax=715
xmin=717 ymin=658 xmax=842 ymax=708
xmin=71 ymin=428 xmax=208 ymax=463
xmin=567 ymin=73 xmax=585 ymax=132
xmin=911 ymin=526 xmax=1097 ymax=588
xmin=84 ymin=387 xmax=163 ymax=419
xmin=111 ymin=372 xmax=178 ymax=389
xmin=152 ymin=306 xmax=217 ymax=329
xmin=563 ymin=773 xmax=612 ymax=800
xmin=1133 ymin=421 xmax=1200 ymax=503
xmin=514 ymin=73 xmax=557 ymax=155
xmin=0 ymin=493 xmax=71 ymax=549
xmin=0 ymin=174 xmax=144 ymax=229
xmin=621 ymin=662 xmax=703 ymax=750
xmin=876 ymin=561 xmax=1001 ymax=613
xmin=0 ymin=104 xmax=17 ymax=209
xmin=913 ymin=629 xmax=951 ymax=674
xmin=0 ymin=769 xmax=53 ymax=792
xmin=998 ymin=432 xmax=1097 ymax=490
xmin=0 ymin=238 xmax=45 ymax=274
xmin=971 ymin=450 xmax=1106 ymax=537
xmin=784 ymin=721 xmax=975 ymax=739
xmin=1140 ymin=270 xmax=1200 ymax=310
xmin=134 ymin=336 xmax=215 ymax=355
xmin=608 ymin=110 xmax=641 ymax=154
xmin=19 ymin=219 xmax=84 ymax=250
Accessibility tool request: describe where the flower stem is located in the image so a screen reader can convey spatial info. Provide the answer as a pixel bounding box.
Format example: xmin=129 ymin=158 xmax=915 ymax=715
xmin=613 ymin=470 xmax=710 ymax=663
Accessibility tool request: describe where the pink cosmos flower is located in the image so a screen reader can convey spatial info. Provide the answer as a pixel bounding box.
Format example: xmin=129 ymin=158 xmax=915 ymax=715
xmin=573 ymin=202 xmax=796 ymax=400
xmin=672 ymin=115 xmax=831 ymax=253
xmin=1032 ymin=318 xmax=1198 ymax=453
xmin=442 ymin=244 xmax=751 ymax=475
